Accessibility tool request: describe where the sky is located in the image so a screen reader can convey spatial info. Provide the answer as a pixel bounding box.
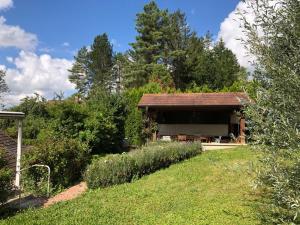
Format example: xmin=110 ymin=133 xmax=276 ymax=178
xmin=0 ymin=0 xmax=254 ymax=106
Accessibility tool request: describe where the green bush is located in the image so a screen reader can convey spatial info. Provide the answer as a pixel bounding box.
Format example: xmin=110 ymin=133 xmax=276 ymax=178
xmin=81 ymin=89 xmax=127 ymax=154
xmin=85 ymin=141 xmax=202 ymax=189
xmin=0 ymin=149 xmax=13 ymax=204
xmin=22 ymin=137 xmax=90 ymax=195
xmin=241 ymin=0 xmax=300 ymax=223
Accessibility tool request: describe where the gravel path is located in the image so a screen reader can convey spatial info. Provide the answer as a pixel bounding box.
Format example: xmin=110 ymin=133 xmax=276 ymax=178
xmin=44 ymin=182 xmax=87 ymax=208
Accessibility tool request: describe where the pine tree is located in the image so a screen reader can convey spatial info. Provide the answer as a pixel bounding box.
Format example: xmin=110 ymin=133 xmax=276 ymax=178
xmin=125 ymin=1 xmax=169 ymax=88
xmin=69 ymin=33 xmax=113 ymax=95
xmin=0 ymin=69 xmax=9 ymax=107
xmin=68 ymin=47 xmax=90 ymax=96
xmin=124 ymin=1 xmax=244 ymax=90
xmin=0 ymin=70 xmax=8 ymax=93
xmin=209 ymin=39 xmax=241 ymax=89
xmin=164 ymin=10 xmax=193 ymax=89
xmin=89 ymin=33 xmax=113 ymax=88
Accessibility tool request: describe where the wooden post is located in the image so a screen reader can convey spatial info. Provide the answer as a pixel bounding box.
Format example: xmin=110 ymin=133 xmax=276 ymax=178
xmin=152 ymin=131 xmax=157 ymax=141
xmin=239 ymin=117 xmax=246 ymax=144
xmin=150 ymin=110 xmax=157 ymax=142
xmin=15 ymin=119 xmax=22 ymax=188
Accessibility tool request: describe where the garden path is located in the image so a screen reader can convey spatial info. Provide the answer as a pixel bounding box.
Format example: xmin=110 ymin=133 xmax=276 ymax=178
xmin=44 ymin=182 xmax=87 ymax=208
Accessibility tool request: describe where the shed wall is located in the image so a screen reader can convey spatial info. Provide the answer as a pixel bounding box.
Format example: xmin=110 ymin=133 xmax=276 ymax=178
xmin=158 ymin=124 xmax=228 ymax=136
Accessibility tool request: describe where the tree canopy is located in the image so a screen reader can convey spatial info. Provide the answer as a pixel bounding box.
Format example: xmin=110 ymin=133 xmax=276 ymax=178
xmin=70 ymin=1 xmax=245 ymax=95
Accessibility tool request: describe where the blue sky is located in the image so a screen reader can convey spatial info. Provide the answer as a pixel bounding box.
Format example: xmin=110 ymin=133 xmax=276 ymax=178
xmin=0 ymin=0 xmax=251 ymax=105
xmin=0 ymin=0 xmax=239 ymax=61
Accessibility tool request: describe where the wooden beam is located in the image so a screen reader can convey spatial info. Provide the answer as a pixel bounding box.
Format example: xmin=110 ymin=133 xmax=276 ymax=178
xmin=239 ymin=118 xmax=246 ymax=144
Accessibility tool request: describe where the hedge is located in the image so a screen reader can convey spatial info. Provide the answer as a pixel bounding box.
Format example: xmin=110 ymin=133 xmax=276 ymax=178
xmin=85 ymin=141 xmax=202 ymax=189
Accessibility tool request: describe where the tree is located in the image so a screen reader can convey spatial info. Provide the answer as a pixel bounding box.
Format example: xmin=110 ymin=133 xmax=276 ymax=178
xmin=131 ymin=1 xmax=168 ymax=65
xmin=163 ymin=10 xmax=193 ymax=89
xmin=0 ymin=70 xmax=9 ymax=107
xmin=68 ymin=47 xmax=90 ymax=97
xmin=185 ymin=34 xmax=211 ymax=89
xmin=242 ymin=0 xmax=300 ymax=222
xmin=126 ymin=2 xmax=243 ymax=90
xmin=89 ymin=33 xmax=113 ymax=89
xmin=111 ymin=53 xmax=126 ymax=93
xmin=127 ymin=3 xmax=194 ymax=89
xmin=69 ymin=33 xmax=113 ymax=95
xmin=209 ymin=39 xmax=241 ymax=89
xmin=125 ymin=1 xmax=171 ymax=88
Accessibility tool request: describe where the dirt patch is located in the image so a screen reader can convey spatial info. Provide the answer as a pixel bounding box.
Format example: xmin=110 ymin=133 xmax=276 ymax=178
xmin=44 ymin=182 xmax=87 ymax=208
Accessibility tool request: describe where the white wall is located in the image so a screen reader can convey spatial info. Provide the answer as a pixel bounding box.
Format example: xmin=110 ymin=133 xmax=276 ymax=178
xmin=158 ymin=124 xmax=229 ymax=136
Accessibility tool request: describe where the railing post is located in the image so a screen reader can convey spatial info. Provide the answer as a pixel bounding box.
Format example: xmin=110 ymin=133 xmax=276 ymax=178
xmin=15 ymin=119 xmax=22 ymax=188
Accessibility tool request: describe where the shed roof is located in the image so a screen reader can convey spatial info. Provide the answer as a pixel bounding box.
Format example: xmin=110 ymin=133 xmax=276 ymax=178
xmin=0 ymin=111 xmax=25 ymax=119
xmin=138 ymin=92 xmax=249 ymax=108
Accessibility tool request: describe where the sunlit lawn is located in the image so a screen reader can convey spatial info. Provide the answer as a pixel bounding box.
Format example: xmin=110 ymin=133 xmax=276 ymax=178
xmin=1 ymin=147 xmax=261 ymax=225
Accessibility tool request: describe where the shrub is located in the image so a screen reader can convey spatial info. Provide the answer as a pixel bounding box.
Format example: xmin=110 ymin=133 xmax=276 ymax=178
xmin=22 ymin=137 xmax=90 ymax=195
xmin=85 ymin=141 xmax=202 ymax=189
xmin=241 ymin=0 xmax=300 ymax=223
xmin=0 ymin=149 xmax=13 ymax=204
xmin=81 ymin=89 xmax=127 ymax=154
xmin=46 ymin=100 xmax=87 ymax=139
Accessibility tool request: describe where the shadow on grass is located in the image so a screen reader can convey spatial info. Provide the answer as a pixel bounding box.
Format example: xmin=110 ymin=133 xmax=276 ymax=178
xmin=0 ymin=195 xmax=48 ymax=220
xmin=246 ymin=188 xmax=300 ymax=225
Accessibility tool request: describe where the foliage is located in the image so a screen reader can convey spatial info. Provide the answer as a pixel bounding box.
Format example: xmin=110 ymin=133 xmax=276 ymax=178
xmin=0 ymin=70 xmax=9 ymax=107
xmin=68 ymin=47 xmax=90 ymax=96
xmin=0 ymin=94 xmax=49 ymax=144
xmin=242 ymin=0 xmax=300 ymax=223
xmin=69 ymin=33 xmax=114 ymax=95
xmin=45 ymin=100 xmax=87 ymax=139
xmin=84 ymin=141 xmax=202 ymax=189
xmin=22 ymin=137 xmax=90 ymax=195
xmin=1 ymin=147 xmax=261 ymax=225
xmin=123 ymin=1 xmax=244 ymax=90
xmin=124 ymin=107 xmax=144 ymax=146
xmin=123 ymin=82 xmax=173 ymax=145
xmin=81 ymin=88 xmax=127 ymax=154
xmin=0 ymin=149 xmax=13 ymax=205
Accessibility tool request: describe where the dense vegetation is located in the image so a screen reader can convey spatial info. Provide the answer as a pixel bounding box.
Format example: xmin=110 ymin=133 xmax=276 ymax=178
xmin=68 ymin=1 xmax=248 ymax=95
xmin=0 ymin=1 xmax=254 ymax=197
xmin=85 ymin=142 xmax=202 ymax=189
xmin=242 ymin=0 xmax=300 ymax=223
xmin=0 ymin=149 xmax=13 ymax=205
xmin=0 ymin=147 xmax=261 ymax=225
xmin=0 ymin=1 xmax=297 ymax=223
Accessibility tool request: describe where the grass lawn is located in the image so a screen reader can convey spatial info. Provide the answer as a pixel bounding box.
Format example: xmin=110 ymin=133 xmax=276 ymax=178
xmin=1 ymin=147 xmax=261 ymax=225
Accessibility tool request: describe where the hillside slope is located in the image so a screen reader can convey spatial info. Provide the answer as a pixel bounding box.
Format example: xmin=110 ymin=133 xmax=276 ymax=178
xmin=1 ymin=147 xmax=260 ymax=225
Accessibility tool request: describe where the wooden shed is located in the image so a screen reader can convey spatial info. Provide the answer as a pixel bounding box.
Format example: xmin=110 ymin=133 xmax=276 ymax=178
xmin=138 ymin=92 xmax=249 ymax=144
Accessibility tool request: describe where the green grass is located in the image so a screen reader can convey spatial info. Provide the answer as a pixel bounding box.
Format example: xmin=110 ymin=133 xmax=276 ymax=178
xmin=1 ymin=147 xmax=261 ymax=225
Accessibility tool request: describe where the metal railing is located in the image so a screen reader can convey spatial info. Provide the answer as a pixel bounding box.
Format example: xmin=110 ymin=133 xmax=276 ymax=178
xmin=19 ymin=164 xmax=51 ymax=197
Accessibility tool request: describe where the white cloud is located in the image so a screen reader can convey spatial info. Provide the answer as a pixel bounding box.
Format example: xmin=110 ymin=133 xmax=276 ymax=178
xmin=38 ymin=47 xmax=54 ymax=53
xmin=2 ymin=51 xmax=75 ymax=105
xmin=6 ymin=56 xmax=13 ymax=63
xmin=0 ymin=16 xmax=38 ymax=50
xmin=62 ymin=42 xmax=70 ymax=47
xmin=217 ymin=1 xmax=255 ymax=70
xmin=0 ymin=0 xmax=13 ymax=11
